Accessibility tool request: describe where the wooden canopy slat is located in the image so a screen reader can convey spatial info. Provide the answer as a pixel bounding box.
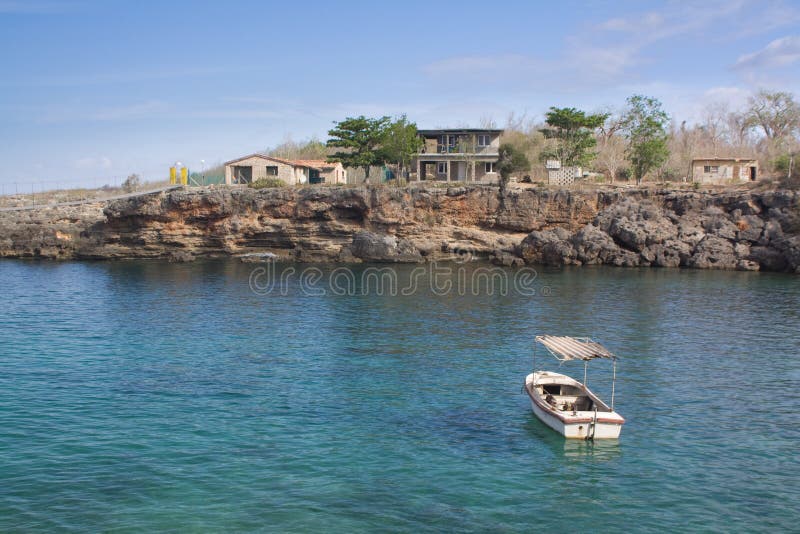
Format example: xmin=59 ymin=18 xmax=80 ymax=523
xmin=535 ymin=335 xmax=616 ymax=361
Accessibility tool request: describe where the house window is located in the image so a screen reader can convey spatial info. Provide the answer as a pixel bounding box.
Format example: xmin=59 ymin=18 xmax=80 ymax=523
xmin=703 ymin=165 xmax=719 ymax=173
xmin=266 ymin=165 xmax=278 ymax=176
xmin=478 ymin=134 xmax=490 ymax=147
xmin=439 ymin=135 xmax=457 ymax=152
xmin=485 ymin=162 xmax=495 ymax=173
xmin=438 ymin=162 xmax=448 ymax=174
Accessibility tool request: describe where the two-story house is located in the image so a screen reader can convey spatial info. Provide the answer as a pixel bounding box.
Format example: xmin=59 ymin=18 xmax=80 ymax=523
xmin=413 ymin=128 xmax=503 ymax=182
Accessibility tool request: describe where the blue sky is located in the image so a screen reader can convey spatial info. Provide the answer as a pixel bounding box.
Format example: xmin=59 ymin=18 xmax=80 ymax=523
xmin=1 ymin=0 xmax=799 ymax=187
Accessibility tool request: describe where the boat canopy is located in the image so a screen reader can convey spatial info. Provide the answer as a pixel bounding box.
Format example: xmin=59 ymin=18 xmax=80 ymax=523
xmin=535 ymin=335 xmax=616 ymax=361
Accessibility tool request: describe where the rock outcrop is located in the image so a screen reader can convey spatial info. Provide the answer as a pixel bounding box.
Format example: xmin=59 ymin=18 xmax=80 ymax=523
xmin=0 ymin=184 xmax=798 ymax=273
xmin=519 ymin=189 xmax=800 ymax=272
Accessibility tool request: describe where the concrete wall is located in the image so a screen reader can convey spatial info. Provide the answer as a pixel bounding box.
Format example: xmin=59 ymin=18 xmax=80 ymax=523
xmin=423 ymin=137 xmax=438 ymax=154
xmin=319 ymin=163 xmax=346 ymax=184
xmin=225 ymin=156 xmax=296 ymax=185
xmin=415 ymin=157 xmax=499 ymax=182
xmin=692 ymin=160 xmax=757 ymax=184
xmin=474 ymin=160 xmax=498 ymax=182
xmin=548 ymin=166 xmax=581 ymax=186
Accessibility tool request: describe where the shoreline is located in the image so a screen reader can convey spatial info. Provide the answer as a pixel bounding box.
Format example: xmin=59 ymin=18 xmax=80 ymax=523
xmin=0 ymin=183 xmax=797 ymax=273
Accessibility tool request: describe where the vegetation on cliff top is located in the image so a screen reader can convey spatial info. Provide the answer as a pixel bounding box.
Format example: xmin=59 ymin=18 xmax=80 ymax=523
xmin=204 ymin=88 xmax=799 ymax=188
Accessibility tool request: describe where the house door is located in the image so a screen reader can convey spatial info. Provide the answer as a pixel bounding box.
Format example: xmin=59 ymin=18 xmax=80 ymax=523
xmin=750 ymin=166 xmax=757 ymax=181
xmin=234 ymin=166 xmax=252 ymax=184
xmin=457 ymin=162 xmax=466 ymax=181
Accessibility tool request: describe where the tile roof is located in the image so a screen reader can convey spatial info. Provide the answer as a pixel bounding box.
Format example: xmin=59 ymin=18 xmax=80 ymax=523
xmin=224 ymin=153 xmax=341 ymax=172
xmin=292 ymin=159 xmax=340 ymax=170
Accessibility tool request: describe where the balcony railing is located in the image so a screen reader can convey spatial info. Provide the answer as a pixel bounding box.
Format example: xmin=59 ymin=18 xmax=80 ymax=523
xmin=430 ymin=145 xmax=495 ymax=154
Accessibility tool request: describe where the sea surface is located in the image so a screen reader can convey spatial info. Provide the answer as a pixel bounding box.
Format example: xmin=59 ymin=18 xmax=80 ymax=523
xmin=1 ymin=259 xmax=799 ymax=532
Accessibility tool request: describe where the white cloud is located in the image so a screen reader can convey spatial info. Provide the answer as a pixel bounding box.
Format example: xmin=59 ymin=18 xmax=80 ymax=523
xmin=598 ymin=11 xmax=668 ymax=35
xmin=595 ymin=1 xmax=745 ymax=42
xmin=734 ymin=36 xmax=800 ymax=70
xmin=422 ymin=46 xmax=638 ymax=93
xmin=703 ymin=86 xmax=751 ymax=108
xmin=73 ymin=156 xmax=112 ymax=170
xmin=422 ymin=1 xmax=766 ymax=94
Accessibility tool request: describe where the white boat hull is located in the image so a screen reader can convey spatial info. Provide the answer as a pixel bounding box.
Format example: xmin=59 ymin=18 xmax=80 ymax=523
xmin=525 ymin=372 xmax=624 ymax=439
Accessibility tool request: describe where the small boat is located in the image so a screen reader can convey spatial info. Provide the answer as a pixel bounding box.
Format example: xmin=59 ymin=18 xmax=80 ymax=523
xmin=524 ymin=335 xmax=625 ymax=440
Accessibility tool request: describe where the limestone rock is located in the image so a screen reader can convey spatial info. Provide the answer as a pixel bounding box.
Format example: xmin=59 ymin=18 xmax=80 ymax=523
xmin=349 ymin=231 xmax=422 ymax=263
xmin=0 ymin=185 xmax=797 ymax=274
xmin=520 ymin=229 xmax=578 ymax=265
xmin=688 ymin=237 xmax=737 ymax=269
xmin=748 ymin=246 xmax=788 ymax=271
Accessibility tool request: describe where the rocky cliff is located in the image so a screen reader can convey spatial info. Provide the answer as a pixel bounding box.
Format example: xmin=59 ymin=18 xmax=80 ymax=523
xmin=0 ymin=184 xmax=798 ymax=272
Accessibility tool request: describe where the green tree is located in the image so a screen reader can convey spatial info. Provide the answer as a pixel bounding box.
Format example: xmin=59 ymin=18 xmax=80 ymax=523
xmin=497 ymin=143 xmax=530 ymax=195
xmin=327 ymin=116 xmax=390 ymax=183
xmin=380 ymin=115 xmax=423 ymax=178
xmin=621 ymin=95 xmax=670 ymax=184
xmin=540 ymin=107 xmax=608 ymax=167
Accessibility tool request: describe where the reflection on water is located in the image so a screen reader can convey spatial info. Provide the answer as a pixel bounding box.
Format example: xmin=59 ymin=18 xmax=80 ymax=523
xmin=522 ymin=412 xmax=622 ymax=462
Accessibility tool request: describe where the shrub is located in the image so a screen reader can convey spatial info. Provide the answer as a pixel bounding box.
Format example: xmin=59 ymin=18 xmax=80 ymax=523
xmin=772 ymin=154 xmax=791 ymax=175
xmin=249 ymin=178 xmax=286 ymax=189
xmin=658 ymin=167 xmax=683 ymax=182
xmin=122 ymin=174 xmax=141 ymax=192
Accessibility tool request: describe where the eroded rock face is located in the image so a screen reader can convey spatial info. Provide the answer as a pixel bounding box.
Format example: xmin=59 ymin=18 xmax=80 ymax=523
xmin=0 ymin=184 xmax=798 ymax=273
xmin=518 ymin=188 xmax=800 ymax=272
xmin=349 ymin=231 xmax=423 ymax=263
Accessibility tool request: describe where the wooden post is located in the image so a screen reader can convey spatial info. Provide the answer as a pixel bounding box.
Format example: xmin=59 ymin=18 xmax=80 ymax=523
xmin=611 ymin=359 xmax=617 ymax=411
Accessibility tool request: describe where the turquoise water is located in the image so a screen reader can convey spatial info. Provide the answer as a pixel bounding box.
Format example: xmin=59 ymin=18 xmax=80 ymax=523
xmin=1 ymin=260 xmax=799 ymax=532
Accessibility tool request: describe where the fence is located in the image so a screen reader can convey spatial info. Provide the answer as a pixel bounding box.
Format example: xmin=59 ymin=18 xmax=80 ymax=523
xmin=0 ymin=177 xmax=174 ymax=210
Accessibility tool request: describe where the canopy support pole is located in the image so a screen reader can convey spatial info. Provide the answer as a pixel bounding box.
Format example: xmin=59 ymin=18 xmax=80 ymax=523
xmin=583 ymin=361 xmax=588 ymax=388
xmin=611 ymin=359 xmax=617 ymax=411
xmin=532 ymin=343 xmax=536 ymax=385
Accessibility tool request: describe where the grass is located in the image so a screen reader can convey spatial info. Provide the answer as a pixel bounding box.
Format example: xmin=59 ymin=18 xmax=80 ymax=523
xmin=0 ymin=179 xmax=172 ymax=208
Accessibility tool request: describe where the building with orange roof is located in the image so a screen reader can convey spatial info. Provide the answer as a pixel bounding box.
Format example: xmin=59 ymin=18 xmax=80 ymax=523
xmin=224 ymin=154 xmax=346 ymax=185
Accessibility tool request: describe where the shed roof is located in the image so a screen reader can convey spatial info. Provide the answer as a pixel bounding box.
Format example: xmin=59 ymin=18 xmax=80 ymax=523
xmin=224 ymin=153 xmax=334 ymax=171
xmin=691 ymin=157 xmax=757 ymax=163
xmin=293 ymin=159 xmax=340 ymax=170
xmin=418 ymin=128 xmax=504 ymax=135
xmin=224 ymin=153 xmax=295 ymax=166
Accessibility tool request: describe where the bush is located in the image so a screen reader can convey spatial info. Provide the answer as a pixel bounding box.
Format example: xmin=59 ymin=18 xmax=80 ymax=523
xmin=249 ymin=178 xmax=286 ymax=189
xmin=658 ymin=167 xmax=684 ymax=182
xmin=772 ymin=154 xmax=791 ymax=175
xmin=122 ymin=174 xmax=141 ymax=192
